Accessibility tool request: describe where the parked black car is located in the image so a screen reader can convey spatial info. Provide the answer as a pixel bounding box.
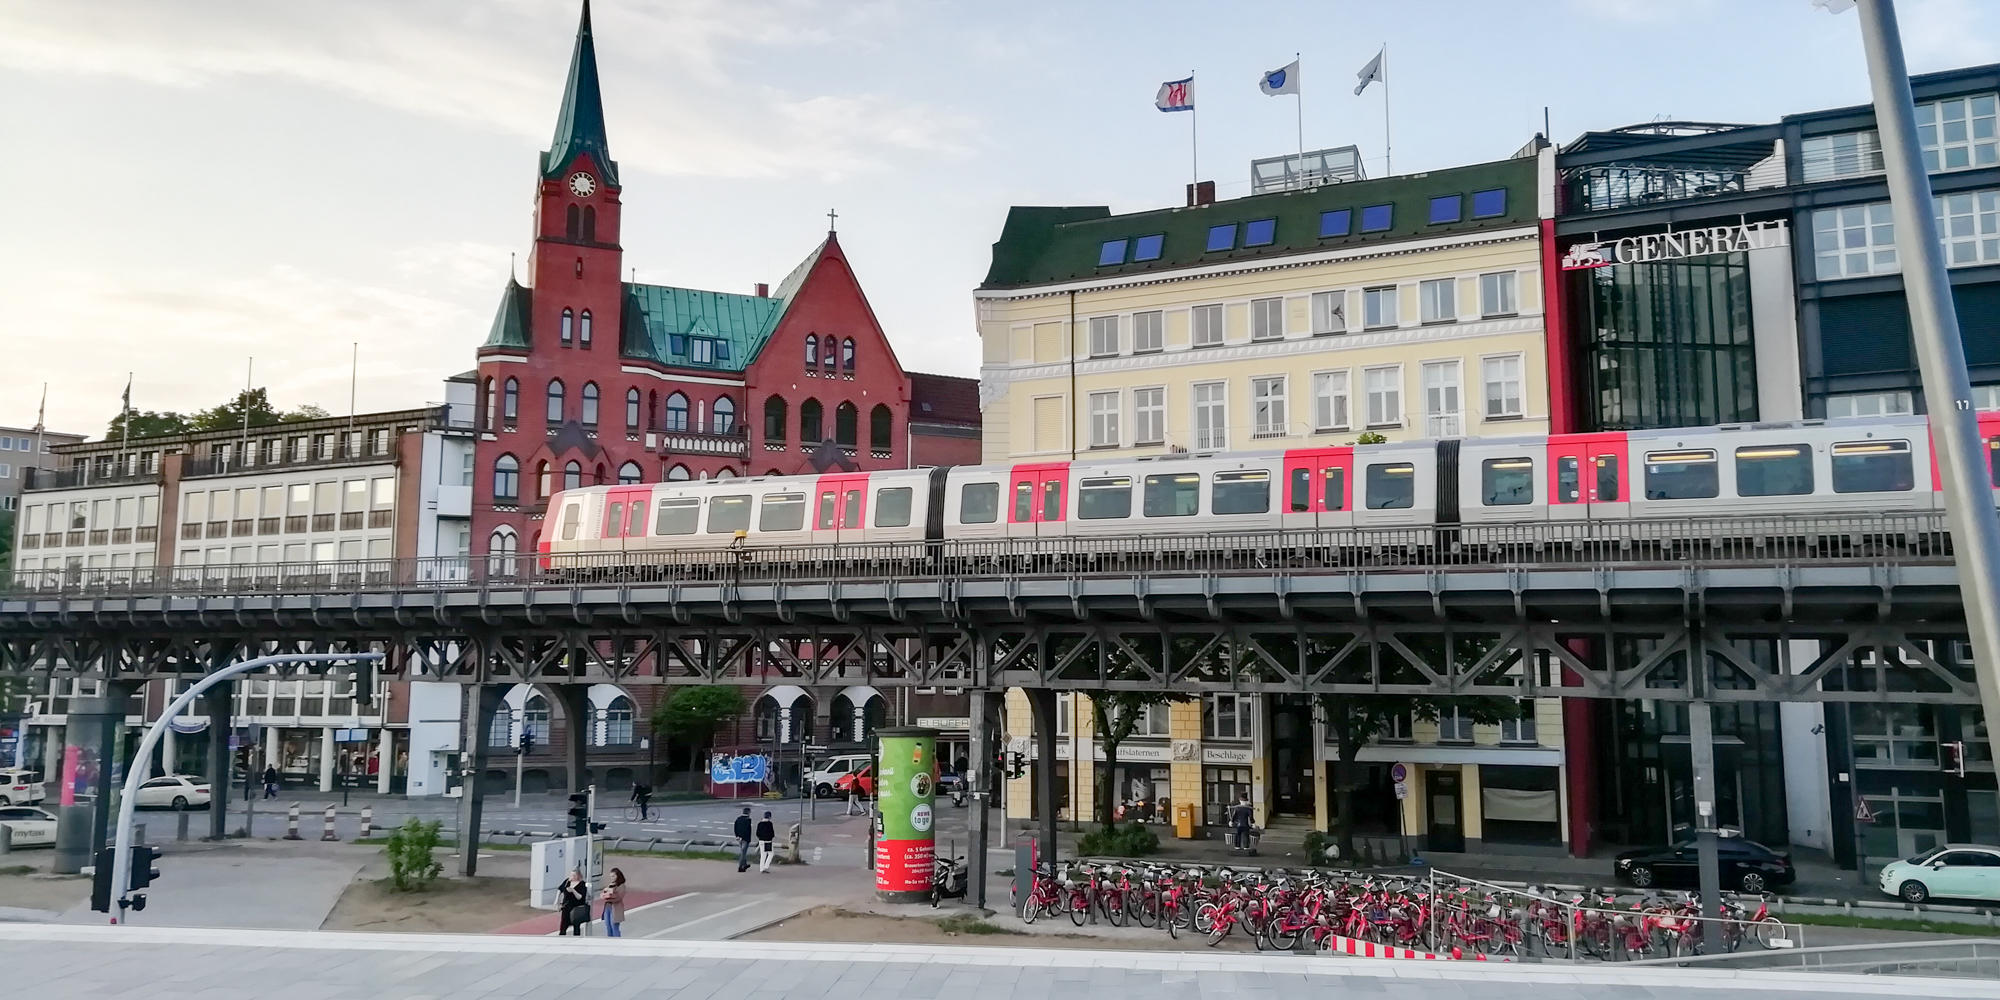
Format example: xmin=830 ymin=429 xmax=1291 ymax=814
xmin=1614 ymin=837 xmax=1796 ymax=893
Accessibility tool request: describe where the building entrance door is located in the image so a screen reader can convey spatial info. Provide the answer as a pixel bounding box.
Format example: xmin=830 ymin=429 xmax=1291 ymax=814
xmin=1426 ymin=769 xmax=1465 ymax=852
xmin=1270 ymin=695 xmax=1315 ymax=816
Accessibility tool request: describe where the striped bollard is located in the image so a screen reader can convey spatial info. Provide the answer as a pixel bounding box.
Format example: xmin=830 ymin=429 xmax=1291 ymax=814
xmin=359 ymin=805 xmax=374 ymax=840
xmin=284 ymin=803 xmax=302 ymax=840
xmin=321 ymin=804 xmax=339 ymax=841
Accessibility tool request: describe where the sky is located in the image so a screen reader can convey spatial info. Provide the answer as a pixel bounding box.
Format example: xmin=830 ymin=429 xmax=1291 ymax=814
xmin=5 ymin=0 xmax=2000 ymax=440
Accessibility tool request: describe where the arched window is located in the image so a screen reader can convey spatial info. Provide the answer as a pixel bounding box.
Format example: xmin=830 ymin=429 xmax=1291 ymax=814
xmin=870 ymin=404 xmax=893 ymax=452
xmin=503 ymin=378 xmax=519 ymax=422
xmin=598 ymin=695 xmax=634 ymax=746
xmin=565 ymin=204 xmax=580 ymax=240
xmin=712 ymin=396 xmax=736 ymax=434
xmin=546 ymin=380 xmax=565 ymax=423
xmin=763 ymin=396 xmax=787 ymax=442
xmin=582 ymin=206 xmax=597 ymax=243
xmin=564 ymin=461 xmax=582 ymax=491
xmin=581 ymin=382 xmax=600 ymax=427
xmin=842 ymin=338 xmax=856 ymax=371
xmin=665 ymin=392 xmax=689 ymax=431
xmin=835 ymin=401 xmax=858 ymax=448
xmin=560 ymin=309 xmax=574 ymax=346
xmin=579 ymin=310 xmax=592 ymax=348
xmin=481 ymin=377 xmax=495 ymax=431
xmin=488 ymin=703 xmax=515 ymax=747
xmin=536 ymin=461 xmax=551 ymax=500
xmin=625 ymin=388 xmax=641 ymax=431
xmin=487 ymin=526 xmax=518 ymax=578
xmin=821 ymin=335 xmax=838 ymax=371
xmin=617 ymin=461 xmax=641 ymax=484
xmin=715 ymin=468 xmax=737 ymax=479
xmin=493 ymin=454 xmax=520 ymax=501
xmin=805 ymin=337 xmax=818 ymax=367
xmin=666 ymin=464 xmax=691 ymax=481
xmin=523 ymin=694 xmax=551 ymax=747
xmin=799 ymin=399 xmax=823 ymax=443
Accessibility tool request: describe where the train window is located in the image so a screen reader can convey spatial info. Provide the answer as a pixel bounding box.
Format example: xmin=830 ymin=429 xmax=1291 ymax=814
xmin=817 ymin=491 xmax=836 ymax=529
xmin=1013 ymin=482 xmax=1033 ymax=522
xmin=1143 ymin=474 xmax=1201 ymax=517
xmin=1734 ymin=444 xmax=1814 ymax=497
xmin=843 ymin=490 xmax=862 ymax=529
xmin=1596 ymin=455 xmax=1620 ymax=501
xmin=1831 ymin=441 xmax=1915 ymax=493
xmin=1643 ymin=450 xmax=1718 ymax=500
xmin=959 ymin=482 xmax=1000 ymax=523
xmin=654 ymin=498 xmax=699 ymax=535
xmin=1212 ymin=470 xmax=1271 ymax=514
xmin=1556 ymin=457 xmax=1580 ymax=503
xmin=1990 ymin=438 xmax=2000 ymax=486
xmin=1481 ymin=458 xmax=1534 ymax=506
xmin=1322 ymin=467 xmax=1347 ymax=511
xmin=706 ymin=495 xmax=752 ymax=533
xmin=1365 ymin=464 xmax=1415 ymax=509
xmin=560 ymin=503 xmax=582 ymax=540
xmin=1042 ymin=480 xmax=1064 ymax=520
xmin=606 ymin=501 xmax=624 ymax=537
xmin=1288 ymin=468 xmax=1309 ymax=512
xmin=874 ymin=487 xmax=914 ymax=527
xmin=1077 ymin=477 xmax=1132 ymax=519
xmin=627 ymin=500 xmax=647 ymax=537
xmin=758 ymin=493 xmax=807 ymax=532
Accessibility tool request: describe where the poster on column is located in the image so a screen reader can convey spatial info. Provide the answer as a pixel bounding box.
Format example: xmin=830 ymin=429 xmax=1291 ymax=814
xmin=873 ymin=728 xmax=938 ymax=901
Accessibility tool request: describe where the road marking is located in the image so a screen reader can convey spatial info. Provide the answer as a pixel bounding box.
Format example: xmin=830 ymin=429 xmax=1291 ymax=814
xmin=623 ymin=892 xmax=698 ymax=917
xmin=641 ymin=897 xmax=770 ymax=938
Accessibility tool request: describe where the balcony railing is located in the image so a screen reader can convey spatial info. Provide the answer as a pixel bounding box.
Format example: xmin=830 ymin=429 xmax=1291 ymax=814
xmin=658 ymin=428 xmax=749 ymax=458
xmin=24 ymin=466 xmax=160 ymax=492
xmin=1564 ymin=164 xmax=1747 ymax=213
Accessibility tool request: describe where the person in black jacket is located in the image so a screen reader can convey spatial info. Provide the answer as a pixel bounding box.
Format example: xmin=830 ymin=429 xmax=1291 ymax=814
xmin=631 ymin=781 xmax=653 ymax=821
xmin=756 ymin=811 xmax=777 ymax=873
xmin=734 ymin=806 xmax=754 ymax=872
xmin=556 ymin=870 xmax=591 ymax=935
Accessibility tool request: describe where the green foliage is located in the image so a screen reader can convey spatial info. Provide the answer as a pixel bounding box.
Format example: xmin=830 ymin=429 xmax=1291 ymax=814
xmin=1076 ymin=821 xmax=1160 ymax=858
xmin=0 ymin=508 xmax=12 ymax=582
xmin=936 ymin=913 xmax=1021 ymax=935
xmin=1302 ymin=830 xmax=1335 ymax=867
xmin=106 ymin=410 xmax=190 ymax=440
xmin=105 ymin=388 xmax=331 ymax=440
xmin=1354 ymin=431 xmax=1388 ymax=445
xmin=384 ymin=818 xmax=444 ymax=891
xmin=651 ymin=686 xmax=749 ymax=777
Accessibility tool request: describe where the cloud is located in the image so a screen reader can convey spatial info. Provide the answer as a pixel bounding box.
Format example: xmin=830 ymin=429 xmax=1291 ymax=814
xmin=0 ymin=0 xmax=979 ymax=181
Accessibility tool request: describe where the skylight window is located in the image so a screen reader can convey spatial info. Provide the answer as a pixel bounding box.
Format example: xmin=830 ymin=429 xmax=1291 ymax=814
xmin=1133 ymin=234 xmax=1165 ymax=261
xmin=1472 ymin=188 xmax=1508 ymax=218
xmin=1098 ymin=239 xmax=1128 ymax=266
xmin=1428 ymin=195 xmax=1463 ymax=224
xmin=1244 ymin=218 xmax=1277 ymax=246
xmin=1205 ymin=224 xmax=1237 ymax=252
xmin=1319 ymin=210 xmax=1352 ymax=238
xmin=1360 ymin=204 xmax=1393 ymax=232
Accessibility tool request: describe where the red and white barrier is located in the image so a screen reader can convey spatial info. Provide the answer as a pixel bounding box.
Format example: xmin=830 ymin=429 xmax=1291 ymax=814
xmin=1321 ymin=932 xmax=1514 ymax=962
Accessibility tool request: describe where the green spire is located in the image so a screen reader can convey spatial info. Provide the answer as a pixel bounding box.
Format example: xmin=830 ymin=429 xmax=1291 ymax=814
xmin=541 ymin=0 xmax=618 ymax=186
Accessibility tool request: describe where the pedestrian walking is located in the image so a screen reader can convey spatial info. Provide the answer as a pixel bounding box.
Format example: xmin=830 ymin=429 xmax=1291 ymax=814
xmin=557 ymin=869 xmax=591 ymax=936
xmin=734 ymin=806 xmax=754 ymax=872
xmin=756 ymin=811 xmax=777 ymax=873
xmin=599 ymin=868 xmax=627 ymax=937
xmin=1229 ymin=794 xmax=1254 ymax=851
xmin=631 ymin=781 xmax=653 ymax=822
xmin=262 ymin=764 xmax=280 ymax=800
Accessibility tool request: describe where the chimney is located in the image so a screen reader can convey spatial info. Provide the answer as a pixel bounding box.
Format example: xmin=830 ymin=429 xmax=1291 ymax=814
xmin=754 ymin=282 xmax=769 ymax=298
xmin=1185 ymin=180 xmax=1216 ymax=207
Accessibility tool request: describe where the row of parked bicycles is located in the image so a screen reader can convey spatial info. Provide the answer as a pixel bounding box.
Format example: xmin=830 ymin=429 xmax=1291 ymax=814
xmin=1012 ymin=862 xmax=1794 ymax=958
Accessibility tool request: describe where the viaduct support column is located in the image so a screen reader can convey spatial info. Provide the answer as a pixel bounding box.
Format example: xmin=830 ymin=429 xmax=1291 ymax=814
xmin=556 ymin=685 xmax=591 ymax=808
xmin=967 ymin=684 xmax=993 ymax=910
xmin=1690 ymin=696 xmax=1724 ymax=922
xmin=203 ymin=681 xmax=233 ymax=841
xmin=456 ymin=683 xmax=506 ymax=877
xmin=1025 ymin=688 xmax=1060 ymax=869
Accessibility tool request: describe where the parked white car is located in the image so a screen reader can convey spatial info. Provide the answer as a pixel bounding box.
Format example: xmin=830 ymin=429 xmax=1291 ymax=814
xmin=0 ymin=806 xmax=57 ymax=846
xmin=134 ymin=774 xmax=210 ymax=810
xmin=0 ymin=769 xmax=44 ymax=806
xmin=806 ymin=755 xmax=871 ymax=798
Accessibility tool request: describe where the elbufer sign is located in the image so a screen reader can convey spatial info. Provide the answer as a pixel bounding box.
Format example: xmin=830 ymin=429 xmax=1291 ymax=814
xmin=1560 ymin=220 xmax=1789 ymax=270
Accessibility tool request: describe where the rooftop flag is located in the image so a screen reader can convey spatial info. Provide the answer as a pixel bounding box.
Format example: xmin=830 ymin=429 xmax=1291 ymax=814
xmin=1354 ymin=48 xmax=1385 ymax=96
xmin=1156 ymin=76 xmax=1194 ymax=112
xmin=1260 ymin=60 xmax=1299 ymax=97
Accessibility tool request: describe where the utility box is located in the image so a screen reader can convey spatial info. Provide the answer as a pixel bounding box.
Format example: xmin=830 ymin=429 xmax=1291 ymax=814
xmin=1174 ymin=804 xmax=1196 ymax=840
xmin=529 ymin=835 xmax=601 ymax=909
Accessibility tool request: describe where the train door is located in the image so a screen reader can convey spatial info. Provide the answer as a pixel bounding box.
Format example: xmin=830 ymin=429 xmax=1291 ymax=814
xmin=1003 ymin=463 xmax=1070 ymax=539
xmin=599 ymin=486 xmax=652 ymax=554
xmin=1546 ymin=432 xmax=1629 ymax=523
xmin=811 ymin=473 xmax=870 ymax=545
xmin=1281 ymin=448 xmax=1354 ymax=530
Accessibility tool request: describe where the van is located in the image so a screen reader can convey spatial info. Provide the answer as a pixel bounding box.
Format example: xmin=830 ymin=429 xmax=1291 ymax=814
xmin=0 ymin=769 xmax=45 ymax=806
xmin=805 ymin=755 xmax=871 ymax=798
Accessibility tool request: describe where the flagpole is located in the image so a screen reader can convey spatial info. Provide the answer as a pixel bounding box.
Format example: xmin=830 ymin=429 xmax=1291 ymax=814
xmin=33 ymin=384 xmax=46 ymax=487
xmin=1381 ymin=45 xmax=1392 ymax=176
xmin=1295 ymin=52 xmax=1305 ymax=189
xmin=1190 ymin=71 xmax=1199 ymax=190
xmin=120 ymin=373 xmax=132 ymax=474
xmin=240 ymin=358 xmax=252 ymax=469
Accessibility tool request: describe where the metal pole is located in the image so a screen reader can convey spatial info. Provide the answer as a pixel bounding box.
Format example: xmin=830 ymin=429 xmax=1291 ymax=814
xmin=1854 ymin=0 xmax=2000 ymax=731
xmin=1689 ymin=701 xmax=1723 ymax=923
xmin=967 ymin=685 xmax=991 ymax=910
xmin=106 ymin=653 xmax=382 ymax=922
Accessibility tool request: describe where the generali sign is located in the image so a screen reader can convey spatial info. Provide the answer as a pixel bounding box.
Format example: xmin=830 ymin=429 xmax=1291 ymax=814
xmin=1560 ymin=220 xmax=1789 ymax=270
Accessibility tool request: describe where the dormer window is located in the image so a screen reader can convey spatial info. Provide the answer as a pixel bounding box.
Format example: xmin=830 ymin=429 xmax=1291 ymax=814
xmin=691 ymin=338 xmax=715 ymax=365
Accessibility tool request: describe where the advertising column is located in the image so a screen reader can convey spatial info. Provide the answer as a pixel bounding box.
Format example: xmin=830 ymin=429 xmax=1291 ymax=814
xmin=874 ymin=727 xmax=937 ymax=903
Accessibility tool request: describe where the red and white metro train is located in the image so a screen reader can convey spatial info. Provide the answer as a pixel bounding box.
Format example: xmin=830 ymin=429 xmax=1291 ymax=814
xmin=541 ymin=414 xmax=1994 ymax=558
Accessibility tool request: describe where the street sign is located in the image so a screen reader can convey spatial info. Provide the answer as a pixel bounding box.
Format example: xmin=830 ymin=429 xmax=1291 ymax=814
xmin=1394 ymin=781 xmax=1409 ymax=800
xmin=1390 ymin=763 xmax=1408 ymax=783
xmin=1855 ymin=797 xmax=1876 ymax=823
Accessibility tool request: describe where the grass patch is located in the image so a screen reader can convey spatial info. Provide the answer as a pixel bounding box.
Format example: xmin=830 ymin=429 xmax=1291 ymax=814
xmin=479 ymin=841 xmax=734 ymax=861
xmin=1782 ymin=911 xmax=2000 ymax=936
xmin=936 ymin=913 xmax=1021 ymax=936
xmin=0 ymin=864 xmax=37 ymax=876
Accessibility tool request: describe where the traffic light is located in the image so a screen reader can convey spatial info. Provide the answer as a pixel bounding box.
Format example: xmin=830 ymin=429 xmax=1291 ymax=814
xmin=90 ymin=847 xmax=114 ymax=913
xmin=567 ymin=792 xmax=590 ymax=837
xmin=130 ymin=845 xmax=162 ymax=890
xmin=519 ymin=730 xmax=534 ymax=756
xmin=1006 ymin=751 xmax=1028 ymax=780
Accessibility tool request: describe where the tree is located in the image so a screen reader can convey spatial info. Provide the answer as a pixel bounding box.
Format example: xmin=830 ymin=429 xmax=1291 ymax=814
xmin=1089 ymin=691 xmax=1188 ymax=829
xmin=106 ymin=409 xmax=190 ymax=440
xmin=1317 ymin=692 xmax=1521 ymax=863
xmin=103 ymin=389 xmax=330 ymax=440
xmin=649 ymin=686 xmax=747 ymax=783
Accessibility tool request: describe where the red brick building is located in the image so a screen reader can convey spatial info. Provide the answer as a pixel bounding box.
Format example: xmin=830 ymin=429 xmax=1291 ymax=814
xmin=472 ymin=2 xmax=977 ymax=559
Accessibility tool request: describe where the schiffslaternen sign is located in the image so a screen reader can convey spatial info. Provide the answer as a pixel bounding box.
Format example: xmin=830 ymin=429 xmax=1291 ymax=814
xmin=1560 ymin=220 xmax=1789 ymax=270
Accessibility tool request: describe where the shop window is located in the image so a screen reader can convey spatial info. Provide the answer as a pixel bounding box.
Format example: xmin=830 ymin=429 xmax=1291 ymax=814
xmin=1204 ymin=693 xmax=1249 ymax=740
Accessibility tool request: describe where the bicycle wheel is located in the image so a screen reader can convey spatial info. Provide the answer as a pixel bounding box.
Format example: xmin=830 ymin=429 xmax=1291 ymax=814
xmin=1193 ymin=901 xmax=1220 ymax=936
xmin=1069 ymin=892 xmax=1089 ymax=927
xmin=1101 ymin=889 xmax=1127 ymax=927
xmin=1165 ymin=901 xmax=1180 ymax=939
xmin=1131 ymin=889 xmax=1158 ymax=928
xmin=1752 ymin=916 xmax=1785 ymax=950
xmin=1263 ymin=921 xmax=1304 ymax=952
xmin=1022 ymin=892 xmax=1042 ymax=925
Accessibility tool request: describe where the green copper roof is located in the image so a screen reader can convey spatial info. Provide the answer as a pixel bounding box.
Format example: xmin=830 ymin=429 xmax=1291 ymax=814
xmin=981 ymin=157 xmax=1537 ymax=289
xmin=483 ymin=278 xmax=532 ymax=349
xmin=541 ymin=1 xmax=618 ymax=187
xmin=620 ymin=283 xmax=787 ymax=372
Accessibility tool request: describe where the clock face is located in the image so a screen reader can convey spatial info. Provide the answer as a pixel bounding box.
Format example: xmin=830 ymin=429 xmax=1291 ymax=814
xmin=568 ymin=172 xmax=596 ymax=198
